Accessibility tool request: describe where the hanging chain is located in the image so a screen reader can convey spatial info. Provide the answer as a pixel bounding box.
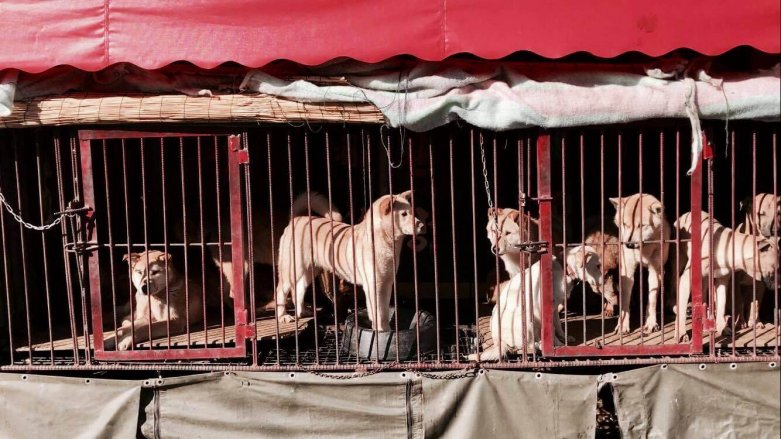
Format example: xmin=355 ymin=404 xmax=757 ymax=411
xmin=0 ymin=189 xmax=82 ymax=231
xmin=479 ymin=132 xmax=501 ymax=255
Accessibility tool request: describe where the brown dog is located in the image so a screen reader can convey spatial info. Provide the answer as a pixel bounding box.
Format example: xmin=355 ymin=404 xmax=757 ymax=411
xmin=104 ymin=250 xmax=204 ymax=351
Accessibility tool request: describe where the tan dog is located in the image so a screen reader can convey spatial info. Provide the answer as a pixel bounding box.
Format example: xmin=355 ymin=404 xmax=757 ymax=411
xmin=469 ymin=245 xmax=602 ymax=361
xmin=583 ymin=217 xmax=621 ymax=317
xmin=734 ymin=193 xmax=780 ymax=329
xmin=485 ymin=207 xmax=540 ymax=277
xmin=105 ymin=250 xmax=203 ymax=351
xmin=276 ymin=191 xmax=425 ymax=330
xmin=674 ymin=212 xmax=779 ymax=340
xmin=609 ymin=194 xmax=670 ymax=335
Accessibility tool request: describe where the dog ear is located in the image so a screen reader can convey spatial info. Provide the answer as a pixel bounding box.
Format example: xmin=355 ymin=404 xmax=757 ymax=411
xmin=649 ymin=203 xmax=663 ymax=216
xmin=508 ymin=210 xmax=520 ymax=223
xmin=156 ymin=252 xmax=173 ymax=263
xmin=397 ymin=190 xmax=413 ymax=202
xmin=122 ymin=253 xmax=140 ymax=265
xmin=379 ymin=196 xmax=393 ymax=216
xmin=609 ymin=197 xmax=620 ymax=209
xmin=487 ymin=207 xmax=501 ymax=218
xmin=757 ymin=239 xmax=774 ymax=253
xmin=739 ymin=196 xmax=753 ymax=214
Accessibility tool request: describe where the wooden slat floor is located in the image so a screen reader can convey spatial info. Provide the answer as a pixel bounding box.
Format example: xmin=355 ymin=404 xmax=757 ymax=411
xmin=478 ymin=314 xmax=779 ymax=351
xmin=18 ymin=316 xmax=312 ymax=352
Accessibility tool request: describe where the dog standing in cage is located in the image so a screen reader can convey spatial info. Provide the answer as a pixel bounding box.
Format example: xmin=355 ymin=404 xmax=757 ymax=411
xmin=674 ymin=212 xmax=779 ymax=340
xmin=609 ymin=193 xmax=670 ymax=335
xmin=104 ymin=250 xmax=204 ymax=351
xmin=275 ymin=191 xmax=425 ymax=330
xmin=469 ymin=245 xmax=603 ymax=361
xmin=733 ymin=193 xmax=781 ymax=329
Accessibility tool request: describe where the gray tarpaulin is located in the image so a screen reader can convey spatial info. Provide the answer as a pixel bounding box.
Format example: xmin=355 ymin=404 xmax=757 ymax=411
xmin=0 ymin=363 xmax=778 ymax=438
xmin=611 ymin=362 xmax=781 ymax=439
xmin=422 ymin=370 xmax=597 ymax=438
xmin=0 ymin=373 xmax=141 ymax=439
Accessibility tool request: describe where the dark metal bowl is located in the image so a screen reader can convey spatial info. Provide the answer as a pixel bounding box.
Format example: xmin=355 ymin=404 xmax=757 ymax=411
xmin=341 ymin=307 xmax=436 ymax=361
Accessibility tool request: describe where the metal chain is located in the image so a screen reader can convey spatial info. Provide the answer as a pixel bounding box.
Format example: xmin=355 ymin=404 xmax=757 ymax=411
xmin=300 ymin=362 xmax=480 ymax=380
xmin=0 ymin=189 xmax=77 ymax=231
xmin=479 ymin=132 xmax=500 ymax=255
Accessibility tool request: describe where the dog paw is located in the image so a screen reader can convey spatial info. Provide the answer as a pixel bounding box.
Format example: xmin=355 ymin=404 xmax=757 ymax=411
xmin=278 ymin=314 xmax=295 ymax=323
xmin=642 ymin=323 xmax=660 ymax=335
xmin=603 ymin=307 xmax=615 ymax=318
xmin=117 ymin=337 xmax=134 ymax=351
xmin=611 ymin=324 xmax=631 ymax=335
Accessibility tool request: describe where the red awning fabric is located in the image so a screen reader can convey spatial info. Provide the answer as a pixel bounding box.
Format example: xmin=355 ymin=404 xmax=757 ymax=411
xmin=1 ymin=0 xmax=779 ymax=73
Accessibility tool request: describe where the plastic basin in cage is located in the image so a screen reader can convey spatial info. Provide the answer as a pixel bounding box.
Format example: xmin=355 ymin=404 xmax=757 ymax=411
xmin=341 ymin=307 xmax=436 ymax=361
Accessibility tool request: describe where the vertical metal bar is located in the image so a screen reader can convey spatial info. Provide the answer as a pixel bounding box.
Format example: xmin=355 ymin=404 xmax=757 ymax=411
xmin=449 ymin=134 xmax=460 ymax=361
xmin=101 ymin=140 xmax=120 ymax=348
xmin=56 ymin=136 xmax=79 ymax=362
xmin=214 ymin=137 xmax=225 ymax=347
xmin=386 ymin=131 xmax=401 ymax=363
xmin=599 ymin=132 xmax=606 ymax=346
xmin=196 ymin=137 xmax=209 ymax=347
xmin=227 ymin=135 xmax=248 ymax=356
xmin=517 ymin=136 xmax=528 ymax=360
xmin=265 ymin=132 xmax=281 ymax=364
xmin=347 ymin=131 xmax=360 ymax=363
xmin=162 ymin=139 xmax=171 ymax=348
xmin=638 ymin=131 xmax=645 ymax=346
xmin=579 ymin=132 xmax=586 ymax=345
xmin=303 ymin=132 xmax=320 ymax=362
xmin=537 ymin=132 xmax=554 ymax=355
xmin=285 ymin=131 xmax=300 ymax=363
xmin=366 ymin=132 xmax=381 ymax=362
xmin=689 ymin=136 xmax=704 ymax=354
xmin=140 ymin=139 xmax=154 ymax=349
xmin=617 ymin=132 xmax=624 ymax=346
xmin=325 ymin=131 xmax=341 ymax=365
xmin=12 ymin=140 xmax=34 ymax=363
xmin=121 ymin=139 xmax=135 ymax=350
xmin=469 ymin=130 xmax=481 ymax=358
xmin=243 ymin=132 xmax=258 ymax=364
xmin=428 ymin=138 xmax=441 ymax=362
xmin=707 ymin=144 xmax=716 ymax=357
xmin=0 ymin=139 xmax=15 ymax=364
xmin=71 ymin=136 xmax=92 ymax=362
xmin=659 ymin=129 xmax=666 ymax=344
xmin=674 ymin=130 xmax=681 ymax=343
xmin=772 ymin=128 xmax=779 ymax=357
xmin=492 ymin=134 xmax=502 ymax=361
xmin=36 ymin=137 xmax=55 ymax=363
xmin=730 ymin=130 xmax=737 ymax=354
xmin=560 ymin=136 xmax=568 ymax=343
xmin=408 ymin=136 xmax=422 ymax=362
xmin=751 ymin=131 xmax=758 ymax=355
xmin=529 ymin=133 xmax=536 ymax=363
xmin=179 ymin=138 xmax=192 ymax=348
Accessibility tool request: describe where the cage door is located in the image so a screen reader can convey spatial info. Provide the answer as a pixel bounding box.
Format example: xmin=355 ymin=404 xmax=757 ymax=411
xmin=537 ymin=129 xmax=704 ymax=357
xmin=80 ymin=131 xmax=248 ymax=361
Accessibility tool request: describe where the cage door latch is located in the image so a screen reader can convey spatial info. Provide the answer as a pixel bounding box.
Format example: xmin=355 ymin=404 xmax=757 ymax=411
xmin=514 ymin=240 xmax=549 ymax=254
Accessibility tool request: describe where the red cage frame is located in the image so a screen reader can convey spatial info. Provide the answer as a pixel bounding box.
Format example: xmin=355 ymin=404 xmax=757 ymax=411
xmin=80 ymin=130 xmax=249 ymax=361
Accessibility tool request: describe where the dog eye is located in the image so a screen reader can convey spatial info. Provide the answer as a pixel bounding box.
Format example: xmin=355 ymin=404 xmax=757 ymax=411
xmin=401 ymin=212 xmax=408 ymax=217
xmin=504 ymin=231 xmax=511 ymax=236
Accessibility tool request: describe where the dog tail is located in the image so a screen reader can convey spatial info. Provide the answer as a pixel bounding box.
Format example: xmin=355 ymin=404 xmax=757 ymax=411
xmin=291 ymin=192 xmax=343 ymax=222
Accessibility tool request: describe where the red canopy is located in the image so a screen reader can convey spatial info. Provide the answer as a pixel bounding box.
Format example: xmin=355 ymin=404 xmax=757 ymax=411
xmin=2 ymin=0 xmax=779 ymax=73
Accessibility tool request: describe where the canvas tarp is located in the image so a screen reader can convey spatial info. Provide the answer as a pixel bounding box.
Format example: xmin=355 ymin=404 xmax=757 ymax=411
xmin=611 ymin=362 xmax=781 ymax=439
xmin=0 ymin=372 xmax=142 ymax=439
xmin=0 ymin=363 xmax=778 ymax=438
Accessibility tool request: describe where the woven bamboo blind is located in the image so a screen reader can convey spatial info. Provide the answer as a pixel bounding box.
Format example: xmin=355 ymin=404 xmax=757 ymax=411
xmin=1 ymin=93 xmax=385 ymax=127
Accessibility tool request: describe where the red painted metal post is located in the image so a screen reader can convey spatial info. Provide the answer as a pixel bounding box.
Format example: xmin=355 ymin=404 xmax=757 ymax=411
xmin=537 ymin=132 xmax=555 ymax=356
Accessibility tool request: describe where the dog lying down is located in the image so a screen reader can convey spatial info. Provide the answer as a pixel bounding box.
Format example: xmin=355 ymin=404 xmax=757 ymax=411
xmin=104 ymin=250 xmax=205 ymax=351
xmin=469 ymin=245 xmax=602 ymax=362
xmin=276 ymin=191 xmax=426 ymax=330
